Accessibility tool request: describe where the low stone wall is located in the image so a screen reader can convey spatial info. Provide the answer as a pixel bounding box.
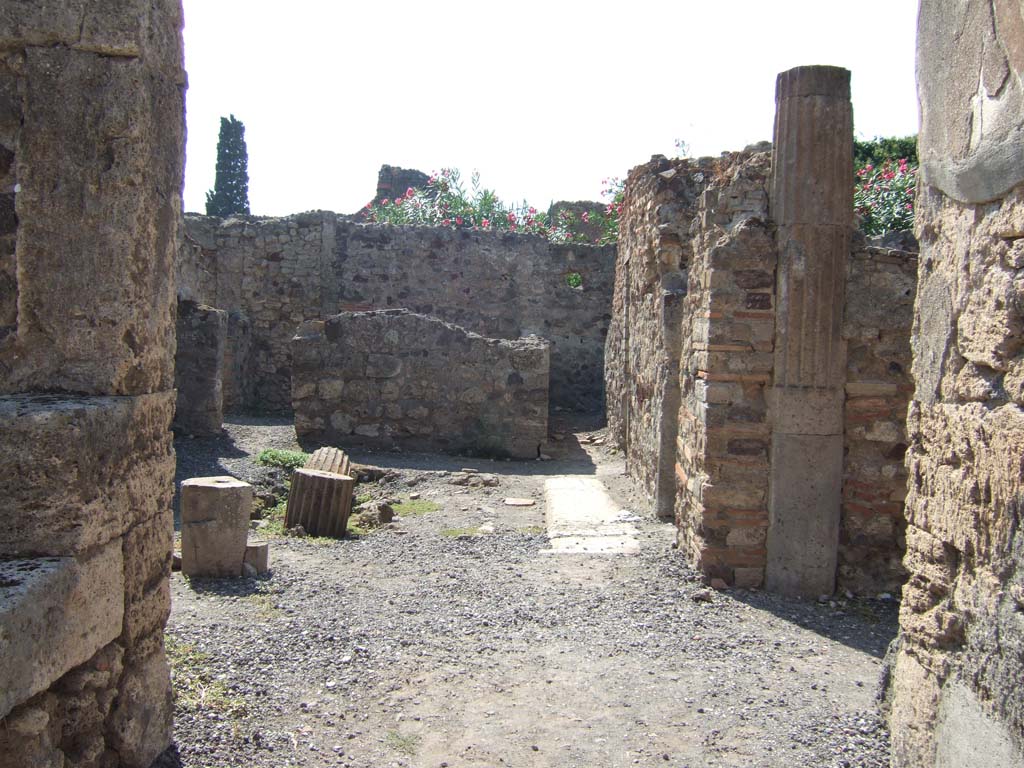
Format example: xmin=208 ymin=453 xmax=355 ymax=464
xmin=173 ymin=300 xmax=226 ymax=435
xmin=180 ymin=214 xmax=614 ymax=413
xmin=839 ymin=243 xmax=916 ymax=594
xmin=292 ymin=310 xmax=548 ymax=459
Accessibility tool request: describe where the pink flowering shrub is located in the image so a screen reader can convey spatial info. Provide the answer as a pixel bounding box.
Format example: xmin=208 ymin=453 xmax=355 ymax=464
xmin=365 ymin=168 xmax=622 ymax=245
xmin=853 ymin=158 xmax=916 ymax=236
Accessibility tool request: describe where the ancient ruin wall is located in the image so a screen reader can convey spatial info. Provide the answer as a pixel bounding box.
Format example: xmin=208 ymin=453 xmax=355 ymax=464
xmin=0 ymin=1 xmax=183 ymax=766
xmin=173 ymin=300 xmax=226 ymax=435
xmin=839 ymin=243 xmax=916 ymax=595
xmin=887 ymin=3 xmax=1024 ymax=765
xmin=674 ymin=153 xmax=776 ymax=589
xmin=180 ymin=214 xmax=614 ymax=413
xmin=608 ymin=134 xmax=920 ymax=594
xmin=292 ymin=310 xmax=549 ymax=459
xmin=604 ymin=155 xmax=702 ymax=518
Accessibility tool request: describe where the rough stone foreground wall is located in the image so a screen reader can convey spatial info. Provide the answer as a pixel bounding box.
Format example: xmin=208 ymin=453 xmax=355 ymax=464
xmin=0 ymin=2 xmax=183 ymax=767
xmin=292 ymin=310 xmax=549 ymax=459
xmin=840 ymin=243 xmax=916 ymax=595
xmin=887 ymin=3 xmax=1024 ymax=763
xmin=180 ymin=214 xmax=615 ymax=413
xmin=673 ymin=153 xmax=776 ymax=589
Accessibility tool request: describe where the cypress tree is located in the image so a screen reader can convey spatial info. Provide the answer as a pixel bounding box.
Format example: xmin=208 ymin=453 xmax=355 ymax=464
xmin=205 ymin=115 xmax=250 ymax=216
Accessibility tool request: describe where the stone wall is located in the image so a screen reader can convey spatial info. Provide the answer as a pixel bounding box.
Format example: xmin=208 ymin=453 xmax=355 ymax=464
xmin=605 ymin=156 xmax=701 ymax=518
xmin=887 ymin=3 xmax=1024 ymax=764
xmin=673 ymin=153 xmax=776 ymax=589
xmin=839 ymin=242 xmax=916 ymax=595
xmin=180 ymin=214 xmax=615 ymax=413
xmin=223 ymin=309 xmax=254 ymax=414
xmin=292 ymin=310 xmax=549 ymax=459
xmin=607 ymin=71 xmax=920 ymax=596
xmin=173 ymin=299 xmax=226 ymax=435
xmin=0 ymin=2 xmax=183 ymax=766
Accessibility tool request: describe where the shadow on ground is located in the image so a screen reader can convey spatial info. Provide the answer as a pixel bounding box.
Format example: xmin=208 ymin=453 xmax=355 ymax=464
xmin=732 ymin=588 xmax=901 ymax=659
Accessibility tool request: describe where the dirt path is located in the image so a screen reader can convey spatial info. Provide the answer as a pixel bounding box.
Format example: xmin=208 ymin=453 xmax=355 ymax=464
xmin=160 ymin=418 xmax=896 ymax=768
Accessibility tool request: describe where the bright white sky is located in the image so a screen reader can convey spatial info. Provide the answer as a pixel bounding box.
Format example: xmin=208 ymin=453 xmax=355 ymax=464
xmin=181 ymin=1 xmax=920 ymax=217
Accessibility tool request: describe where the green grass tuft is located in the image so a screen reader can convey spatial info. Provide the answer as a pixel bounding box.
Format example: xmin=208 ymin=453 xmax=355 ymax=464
xmin=392 ymin=498 xmax=440 ymax=517
xmin=441 ymin=526 xmax=481 ymax=537
xmin=256 ymin=449 xmax=310 ymax=470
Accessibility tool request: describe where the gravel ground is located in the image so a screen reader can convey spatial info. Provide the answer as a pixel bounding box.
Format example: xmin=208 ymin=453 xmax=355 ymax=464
xmin=159 ymin=416 xmax=897 ymax=768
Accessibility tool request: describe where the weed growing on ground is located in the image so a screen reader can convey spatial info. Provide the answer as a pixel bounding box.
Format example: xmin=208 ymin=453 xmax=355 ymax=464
xmin=440 ymin=526 xmax=481 ymax=537
xmin=392 ymin=498 xmax=440 ymax=516
xmin=256 ymin=448 xmax=309 ymax=470
xmin=245 ymin=584 xmax=283 ymax=617
xmin=165 ymin=635 xmax=247 ymax=717
xmin=517 ymin=525 xmax=546 ymax=535
xmin=384 ymin=730 xmax=421 ymax=756
xmin=260 ymin=501 xmax=288 ymax=536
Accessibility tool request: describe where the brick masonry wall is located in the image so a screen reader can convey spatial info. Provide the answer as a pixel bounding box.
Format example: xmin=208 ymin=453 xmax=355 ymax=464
xmin=674 ymin=153 xmax=775 ymax=589
xmin=840 ymin=243 xmax=917 ymax=594
xmin=292 ymin=310 xmax=548 ymax=459
xmin=180 ymin=215 xmax=614 ymax=414
xmin=605 ymin=155 xmax=704 ymax=516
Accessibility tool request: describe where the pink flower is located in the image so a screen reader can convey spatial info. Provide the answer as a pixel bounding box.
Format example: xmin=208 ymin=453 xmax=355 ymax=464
xmin=364 ymin=201 xmax=373 ymax=209
xmin=865 ymin=164 xmax=874 ymax=172
xmin=455 ymin=216 xmax=463 ymax=225
xmin=528 ymin=206 xmax=537 ymax=215
xmin=581 ymin=212 xmax=590 ymax=223
xmin=442 ymin=218 xmax=450 ymax=226
xmin=481 ymin=218 xmax=490 ymax=227
xmin=406 ymin=187 xmax=415 ymax=198
xmin=381 ymin=198 xmax=390 ymax=206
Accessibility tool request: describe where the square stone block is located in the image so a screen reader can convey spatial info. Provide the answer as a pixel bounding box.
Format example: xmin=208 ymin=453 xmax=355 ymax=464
xmin=180 ymin=476 xmax=252 ymax=578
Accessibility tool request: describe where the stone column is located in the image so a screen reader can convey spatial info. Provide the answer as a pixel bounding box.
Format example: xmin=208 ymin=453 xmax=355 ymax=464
xmin=765 ymin=66 xmax=852 ymax=597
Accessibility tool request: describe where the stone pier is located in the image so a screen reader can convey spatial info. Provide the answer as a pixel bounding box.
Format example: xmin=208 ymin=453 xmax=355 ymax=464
xmin=0 ymin=2 xmax=184 ymax=765
xmin=765 ymin=66 xmax=852 ymax=597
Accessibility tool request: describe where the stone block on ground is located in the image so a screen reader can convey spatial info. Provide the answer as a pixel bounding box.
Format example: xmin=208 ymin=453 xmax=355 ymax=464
xmin=352 ymin=500 xmax=394 ymax=530
xmin=285 ymin=468 xmax=354 ymax=538
xmin=180 ymin=476 xmax=252 ymax=578
xmin=304 ymin=446 xmax=351 ymax=477
xmin=244 ymin=541 xmax=270 ymax=575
